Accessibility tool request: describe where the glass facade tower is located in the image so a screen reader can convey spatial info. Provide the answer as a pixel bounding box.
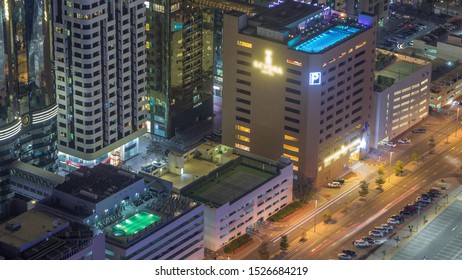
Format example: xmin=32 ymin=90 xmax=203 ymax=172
xmin=0 ymin=0 xmax=58 ymax=215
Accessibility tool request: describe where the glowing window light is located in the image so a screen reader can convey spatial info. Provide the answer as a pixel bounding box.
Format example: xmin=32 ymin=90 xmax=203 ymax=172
xmin=283 ymin=153 xmax=299 ymax=162
xmin=235 ymin=143 xmax=250 ymax=151
xmin=283 ymin=144 xmax=299 ymax=153
xmin=323 ymin=138 xmax=361 ymax=166
xmin=236 ymin=134 xmax=250 ymax=142
xmin=284 ymin=134 xmax=299 ymax=142
xmin=237 ymin=40 xmax=252 ymax=48
xmin=286 ymin=59 xmax=303 ymax=67
xmin=253 ymin=50 xmax=283 ymax=76
xmin=235 ymin=125 xmax=250 ymax=133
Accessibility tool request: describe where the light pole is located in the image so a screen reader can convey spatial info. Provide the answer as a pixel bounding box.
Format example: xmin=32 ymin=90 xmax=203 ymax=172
xmin=388 ymin=151 xmax=394 ymax=183
xmin=314 ymin=199 xmax=318 ymax=233
xmin=456 ymin=108 xmax=460 ymax=137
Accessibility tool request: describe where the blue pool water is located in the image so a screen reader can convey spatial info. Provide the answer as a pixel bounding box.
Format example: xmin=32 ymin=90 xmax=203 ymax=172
xmin=295 ymin=25 xmax=361 ymax=53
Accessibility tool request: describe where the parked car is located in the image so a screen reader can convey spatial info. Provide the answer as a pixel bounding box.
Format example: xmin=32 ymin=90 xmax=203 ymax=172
xmin=338 ymin=253 xmax=352 ymax=260
xmin=369 ymin=230 xmax=385 ymax=237
xmin=327 ymin=181 xmax=342 ymax=188
xmin=333 ymin=178 xmax=345 ymax=185
xmin=213 ymin=128 xmax=222 ymax=137
xmin=361 ymin=236 xmax=374 ymax=243
xmin=354 ymin=239 xmax=370 ymax=248
xmin=380 ymin=224 xmax=393 ymax=231
xmin=398 ymin=138 xmax=411 ymax=144
xmin=342 ymin=249 xmax=357 ymax=257
xmin=381 ymin=141 xmax=397 ymax=147
xmin=412 ymin=128 xmax=426 ymax=133
xmin=429 ymin=188 xmax=442 ymax=195
xmin=374 ymin=226 xmax=391 ymax=234
xmin=387 ymin=218 xmax=401 ymax=225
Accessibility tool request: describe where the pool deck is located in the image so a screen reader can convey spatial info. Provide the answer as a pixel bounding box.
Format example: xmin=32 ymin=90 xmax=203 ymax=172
xmin=112 ymin=211 xmax=160 ymax=236
xmin=295 ymin=25 xmax=361 ymax=53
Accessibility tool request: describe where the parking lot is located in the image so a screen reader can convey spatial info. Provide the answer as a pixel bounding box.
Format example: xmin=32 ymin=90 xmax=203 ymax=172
xmin=392 ymin=198 xmax=462 ymax=260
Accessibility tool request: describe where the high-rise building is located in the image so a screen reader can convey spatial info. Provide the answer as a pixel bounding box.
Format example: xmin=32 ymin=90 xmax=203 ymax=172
xmin=53 ymin=0 xmax=148 ymax=171
xmin=222 ymin=2 xmax=376 ymax=186
xmin=346 ymin=0 xmax=389 ymax=26
xmin=0 ymin=0 xmax=58 ymax=215
xmin=145 ymin=0 xmax=214 ymax=138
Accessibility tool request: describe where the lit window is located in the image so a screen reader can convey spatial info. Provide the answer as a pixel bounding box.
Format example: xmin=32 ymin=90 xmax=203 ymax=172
xmin=235 ymin=143 xmax=250 ymax=151
xmin=235 ymin=125 xmax=250 ymax=133
xmin=355 ymin=41 xmax=366 ymax=49
xmin=236 ymin=134 xmax=250 ymax=142
xmin=284 ymin=134 xmax=299 ymax=142
xmin=293 ymin=165 xmax=298 ymax=171
xmin=283 ymin=144 xmax=299 ymax=153
xmin=237 ymin=40 xmax=252 ymax=48
xmin=283 ymin=153 xmax=299 ymax=162
xmin=146 ymin=23 xmax=150 ymax=31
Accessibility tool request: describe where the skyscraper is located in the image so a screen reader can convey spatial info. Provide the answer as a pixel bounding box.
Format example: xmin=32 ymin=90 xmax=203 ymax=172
xmin=222 ymin=2 xmax=376 ymax=186
xmin=53 ymin=0 xmax=148 ymax=171
xmin=145 ymin=0 xmax=214 ymax=138
xmin=0 ymin=0 xmax=58 ymax=214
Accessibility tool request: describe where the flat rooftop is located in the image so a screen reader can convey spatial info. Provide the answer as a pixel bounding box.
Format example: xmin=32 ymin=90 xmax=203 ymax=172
xmin=55 ymin=164 xmax=143 ymax=203
xmin=183 ymin=163 xmax=274 ymax=207
xmin=0 ymin=210 xmax=68 ymax=250
xmin=375 ymin=51 xmax=430 ymax=92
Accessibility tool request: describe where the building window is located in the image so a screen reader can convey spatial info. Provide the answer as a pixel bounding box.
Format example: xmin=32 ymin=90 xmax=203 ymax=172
xmin=236 ymin=134 xmax=250 ymax=142
xmin=283 ymin=153 xmax=299 ymax=162
xmin=283 ymin=144 xmax=299 ymax=153
xmin=235 ymin=143 xmax=250 ymax=151
xmin=235 ymin=125 xmax=250 ymax=133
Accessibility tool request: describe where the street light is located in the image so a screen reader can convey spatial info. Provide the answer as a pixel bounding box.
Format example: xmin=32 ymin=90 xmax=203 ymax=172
xmin=388 ymin=151 xmax=394 ymax=183
xmin=314 ymin=199 xmax=318 ymax=233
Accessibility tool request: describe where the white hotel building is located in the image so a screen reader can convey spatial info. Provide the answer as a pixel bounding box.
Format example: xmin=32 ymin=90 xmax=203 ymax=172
xmin=222 ymin=2 xmax=377 ymax=187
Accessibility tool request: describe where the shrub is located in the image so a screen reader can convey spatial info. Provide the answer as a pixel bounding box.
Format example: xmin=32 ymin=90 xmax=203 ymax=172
xmin=223 ymin=234 xmax=252 ymax=254
xmin=268 ymin=201 xmax=303 ymax=222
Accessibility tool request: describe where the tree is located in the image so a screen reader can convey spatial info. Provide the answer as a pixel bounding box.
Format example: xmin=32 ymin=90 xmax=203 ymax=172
xmin=412 ymin=150 xmax=420 ymax=162
xmin=146 ymin=141 xmax=165 ymax=161
xmin=358 ymin=180 xmax=369 ymax=197
xmin=375 ymin=176 xmax=385 ymax=192
xmin=280 ymin=235 xmax=289 ymax=252
xmin=377 ymin=165 xmax=385 ymax=177
xmin=394 ymin=160 xmax=404 ymax=176
xmin=428 ymin=136 xmax=436 ymax=152
xmin=293 ymin=179 xmax=314 ymax=204
xmin=258 ymin=241 xmax=270 ymax=260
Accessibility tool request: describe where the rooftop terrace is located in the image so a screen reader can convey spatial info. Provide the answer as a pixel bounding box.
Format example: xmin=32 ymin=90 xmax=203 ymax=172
xmin=181 ymin=155 xmax=282 ymax=207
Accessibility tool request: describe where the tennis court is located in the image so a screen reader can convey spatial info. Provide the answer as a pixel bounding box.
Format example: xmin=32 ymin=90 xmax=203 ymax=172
xmin=112 ymin=211 xmax=160 ymax=236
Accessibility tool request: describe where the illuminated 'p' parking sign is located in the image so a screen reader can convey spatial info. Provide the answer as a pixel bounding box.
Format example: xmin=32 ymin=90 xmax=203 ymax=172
xmin=309 ymin=72 xmax=321 ymax=85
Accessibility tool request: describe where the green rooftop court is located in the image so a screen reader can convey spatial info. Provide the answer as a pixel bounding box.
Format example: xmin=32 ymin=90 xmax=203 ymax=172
xmin=112 ymin=211 xmax=160 ymax=236
xmin=183 ymin=162 xmax=275 ymax=207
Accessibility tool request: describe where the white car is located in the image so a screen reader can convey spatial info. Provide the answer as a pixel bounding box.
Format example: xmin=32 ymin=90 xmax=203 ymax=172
xmin=338 ymin=253 xmax=352 ymax=260
xmin=374 ymin=226 xmax=391 ymax=234
xmin=398 ymin=138 xmax=411 ymax=144
xmin=369 ymin=230 xmax=385 ymax=237
xmin=380 ymin=224 xmax=393 ymax=231
xmin=381 ymin=141 xmax=397 ymax=147
xmin=353 ymin=240 xmax=370 ymax=248
xmin=327 ymin=181 xmax=342 ymax=188
xmin=387 ymin=218 xmax=401 ymax=225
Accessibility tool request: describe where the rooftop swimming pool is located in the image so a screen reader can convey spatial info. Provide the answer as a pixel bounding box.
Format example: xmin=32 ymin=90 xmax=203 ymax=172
xmin=295 ymin=25 xmax=361 ymax=53
xmin=112 ymin=211 xmax=160 ymax=236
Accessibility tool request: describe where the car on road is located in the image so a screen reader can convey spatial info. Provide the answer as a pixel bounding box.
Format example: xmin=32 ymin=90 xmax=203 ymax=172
xmin=387 ymin=218 xmax=401 ymax=225
xmin=327 ymin=181 xmax=342 ymax=188
xmin=369 ymin=230 xmax=385 ymax=237
xmin=381 ymin=141 xmax=397 ymax=147
xmin=412 ymin=128 xmax=426 ymax=133
xmin=342 ymin=250 xmax=357 ymax=257
xmin=361 ymin=236 xmax=374 ymax=243
xmin=338 ymin=253 xmax=352 ymax=260
xmin=333 ymin=178 xmax=345 ymax=185
xmin=398 ymin=138 xmax=411 ymax=144
xmin=353 ymin=240 xmax=370 ymax=248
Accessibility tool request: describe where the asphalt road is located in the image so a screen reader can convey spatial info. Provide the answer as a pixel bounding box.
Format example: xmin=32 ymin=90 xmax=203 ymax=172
xmin=242 ymin=106 xmax=462 ymax=260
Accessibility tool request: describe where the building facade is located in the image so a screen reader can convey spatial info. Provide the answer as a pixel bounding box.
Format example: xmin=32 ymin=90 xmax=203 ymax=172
xmin=222 ymin=3 xmax=376 ymax=186
xmin=371 ymin=50 xmax=431 ymax=148
xmin=0 ymin=0 xmax=58 ymax=216
xmin=53 ymin=0 xmax=148 ymax=171
xmin=145 ymin=0 xmax=214 ymax=138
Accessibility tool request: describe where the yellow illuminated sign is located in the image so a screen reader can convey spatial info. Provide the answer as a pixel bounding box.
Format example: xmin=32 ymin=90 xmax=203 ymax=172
xmin=253 ymin=50 xmax=283 ymax=76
